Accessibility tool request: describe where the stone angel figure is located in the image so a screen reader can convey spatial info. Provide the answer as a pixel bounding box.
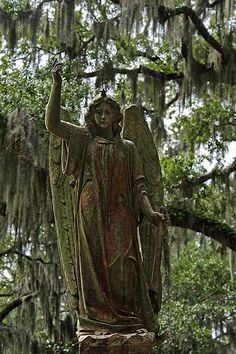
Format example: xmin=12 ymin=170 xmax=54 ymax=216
xmin=45 ymin=60 xmax=166 ymax=342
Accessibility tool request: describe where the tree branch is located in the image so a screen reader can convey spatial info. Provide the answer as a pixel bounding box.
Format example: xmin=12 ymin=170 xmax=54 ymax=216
xmin=216 ymin=122 xmax=236 ymax=128
xmin=17 ymin=0 xmax=58 ymax=14
xmin=36 ymin=0 xmax=58 ymax=11
xmin=77 ymin=65 xmax=184 ymax=81
xmin=190 ymin=161 xmax=236 ymax=187
xmin=158 ymin=5 xmax=224 ymax=55
xmin=13 ymin=249 xmax=52 ymax=264
xmin=168 ymin=206 xmax=236 ymax=251
xmin=136 ymin=51 xmax=162 ymax=62
xmin=35 ymin=46 xmax=65 ymax=56
xmin=81 ymin=35 xmax=96 ymax=49
xmin=0 ymin=248 xmax=13 ymax=258
xmin=206 ymin=0 xmax=223 ymax=8
xmin=0 ymin=248 xmax=52 ymax=264
xmin=165 ymin=92 xmax=180 ymax=110
xmin=140 ymin=65 xmax=183 ymax=81
xmin=0 ymin=292 xmax=37 ymax=323
xmin=141 ymin=91 xmax=180 ymax=115
xmin=0 ymin=293 xmax=15 ymax=297
xmin=197 ymin=281 xmax=227 ymax=303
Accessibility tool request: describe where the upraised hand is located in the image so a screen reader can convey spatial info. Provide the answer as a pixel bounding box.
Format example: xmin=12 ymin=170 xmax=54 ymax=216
xmin=51 ymin=58 xmax=62 ymax=85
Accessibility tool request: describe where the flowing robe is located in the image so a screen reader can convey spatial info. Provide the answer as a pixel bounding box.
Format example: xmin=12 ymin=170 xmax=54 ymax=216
xmin=62 ymin=124 xmax=157 ymax=333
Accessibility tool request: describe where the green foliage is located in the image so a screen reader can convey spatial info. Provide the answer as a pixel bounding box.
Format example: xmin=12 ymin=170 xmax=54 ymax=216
xmin=0 ymin=52 xmax=49 ymax=119
xmin=156 ymin=241 xmax=236 ymax=354
xmin=0 ymin=52 xmax=90 ymax=127
xmin=161 ymin=153 xmax=206 ymax=193
xmin=161 ymin=94 xmax=236 ymax=225
xmin=170 ymin=96 xmax=236 ymax=159
xmin=0 ymin=0 xmax=26 ymax=11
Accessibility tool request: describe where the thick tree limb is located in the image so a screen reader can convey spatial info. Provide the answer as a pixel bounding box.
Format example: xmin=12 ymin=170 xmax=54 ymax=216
xmin=77 ymin=65 xmax=183 ymax=81
xmin=168 ymin=206 xmax=236 ymax=251
xmin=78 ymin=50 xmax=227 ymax=86
xmin=186 ymin=161 xmax=236 ymax=188
xmin=0 ymin=292 xmax=37 ymax=323
xmin=158 ymin=5 xmax=224 ymax=55
xmin=140 ymin=65 xmax=183 ymax=81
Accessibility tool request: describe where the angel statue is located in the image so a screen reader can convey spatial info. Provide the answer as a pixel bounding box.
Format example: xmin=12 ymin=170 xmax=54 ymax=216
xmin=45 ymin=60 xmax=167 ymax=351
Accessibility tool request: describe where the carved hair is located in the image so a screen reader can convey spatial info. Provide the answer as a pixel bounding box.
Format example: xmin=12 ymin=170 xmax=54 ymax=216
xmin=84 ymin=93 xmax=123 ymax=136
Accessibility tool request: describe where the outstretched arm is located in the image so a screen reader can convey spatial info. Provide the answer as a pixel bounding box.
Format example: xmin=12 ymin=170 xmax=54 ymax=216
xmin=45 ymin=60 xmax=70 ymax=140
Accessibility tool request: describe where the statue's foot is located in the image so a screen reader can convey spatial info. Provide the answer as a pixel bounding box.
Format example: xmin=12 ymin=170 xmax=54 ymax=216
xmin=136 ymin=328 xmax=149 ymax=334
xmin=77 ymin=329 xmax=94 ymax=336
xmin=94 ymin=329 xmax=111 ymax=336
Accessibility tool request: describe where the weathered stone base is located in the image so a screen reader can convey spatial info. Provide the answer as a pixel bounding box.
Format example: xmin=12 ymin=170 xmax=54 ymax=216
xmin=78 ymin=332 xmax=155 ymax=354
xmin=79 ymin=343 xmax=153 ymax=353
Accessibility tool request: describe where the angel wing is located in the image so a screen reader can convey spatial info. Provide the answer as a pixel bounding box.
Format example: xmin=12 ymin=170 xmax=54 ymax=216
xmin=123 ymin=105 xmax=164 ymax=313
xmin=48 ymin=106 xmax=78 ymax=311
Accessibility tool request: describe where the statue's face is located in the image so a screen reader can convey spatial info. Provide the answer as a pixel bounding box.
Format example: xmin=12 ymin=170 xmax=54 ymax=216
xmin=94 ymin=102 xmax=114 ymax=129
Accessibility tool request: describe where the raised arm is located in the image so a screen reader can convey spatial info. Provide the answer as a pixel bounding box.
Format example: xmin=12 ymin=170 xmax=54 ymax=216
xmin=45 ymin=60 xmax=70 ymax=140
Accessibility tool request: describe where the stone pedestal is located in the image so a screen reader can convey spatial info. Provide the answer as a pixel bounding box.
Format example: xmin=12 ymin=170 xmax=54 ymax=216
xmin=78 ymin=332 xmax=155 ymax=354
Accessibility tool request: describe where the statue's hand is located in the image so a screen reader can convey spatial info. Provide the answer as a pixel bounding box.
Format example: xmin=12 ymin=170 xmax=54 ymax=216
xmin=51 ymin=58 xmax=62 ymax=84
xmin=149 ymin=207 xmax=169 ymax=226
xmin=149 ymin=211 xmax=165 ymax=226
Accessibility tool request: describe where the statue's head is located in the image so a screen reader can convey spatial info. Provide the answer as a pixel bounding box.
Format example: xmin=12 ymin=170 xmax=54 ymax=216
xmin=85 ymin=90 xmax=123 ymax=136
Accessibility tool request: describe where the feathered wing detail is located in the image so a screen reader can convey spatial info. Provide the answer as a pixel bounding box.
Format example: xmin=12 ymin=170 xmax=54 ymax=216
xmin=123 ymin=105 xmax=164 ymax=313
xmin=49 ymin=107 xmax=79 ymax=311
